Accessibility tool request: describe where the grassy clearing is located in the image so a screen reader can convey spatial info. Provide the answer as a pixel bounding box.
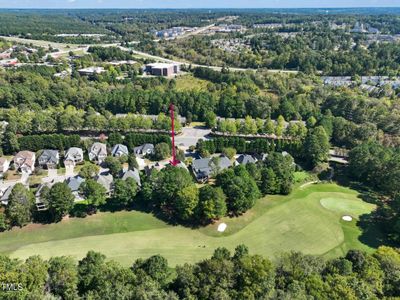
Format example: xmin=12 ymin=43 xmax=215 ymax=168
xmin=0 ymin=183 xmax=380 ymax=266
xmin=174 ymin=74 xmax=210 ymax=91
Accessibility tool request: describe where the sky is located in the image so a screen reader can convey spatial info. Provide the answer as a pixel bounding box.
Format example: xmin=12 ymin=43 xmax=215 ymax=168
xmin=0 ymin=0 xmax=399 ymax=9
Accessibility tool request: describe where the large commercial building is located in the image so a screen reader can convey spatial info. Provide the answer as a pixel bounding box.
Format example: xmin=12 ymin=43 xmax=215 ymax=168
xmin=145 ymin=63 xmax=180 ymax=77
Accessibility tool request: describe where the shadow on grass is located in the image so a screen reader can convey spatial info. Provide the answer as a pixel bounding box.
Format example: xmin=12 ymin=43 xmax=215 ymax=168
xmin=331 ymin=163 xmax=400 ymax=249
xmin=96 ymin=197 xmax=205 ymax=229
xmin=357 ymin=211 xmax=399 ymax=249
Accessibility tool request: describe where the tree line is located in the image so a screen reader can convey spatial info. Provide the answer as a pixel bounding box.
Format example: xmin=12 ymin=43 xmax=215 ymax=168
xmin=0 ymin=245 xmax=399 ymax=299
xmin=0 ymin=107 xmax=182 ymax=136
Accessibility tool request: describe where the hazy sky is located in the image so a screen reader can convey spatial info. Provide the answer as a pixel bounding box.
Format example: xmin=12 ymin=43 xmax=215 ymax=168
xmin=0 ymin=0 xmax=399 ymax=9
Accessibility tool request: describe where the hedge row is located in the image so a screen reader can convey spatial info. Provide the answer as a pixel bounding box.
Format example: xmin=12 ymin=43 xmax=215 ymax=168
xmin=197 ymin=137 xmax=303 ymax=156
xmin=18 ymin=134 xmax=81 ymax=152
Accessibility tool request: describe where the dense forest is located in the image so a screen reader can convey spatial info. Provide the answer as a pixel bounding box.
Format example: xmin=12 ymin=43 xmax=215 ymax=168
xmin=1 ymin=245 xmax=400 ymax=299
xmin=160 ymin=30 xmax=400 ymax=75
xmin=0 ymin=65 xmax=399 ymax=150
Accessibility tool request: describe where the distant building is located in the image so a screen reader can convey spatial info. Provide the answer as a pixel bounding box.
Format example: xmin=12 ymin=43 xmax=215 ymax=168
xmin=216 ymin=24 xmax=246 ymax=33
xmin=13 ymin=151 xmax=36 ymax=174
xmin=145 ymin=63 xmax=180 ymax=77
xmin=368 ymin=26 xmax=380 ymax=34
xmin=78 ymin=67 xmax=105 ymax=76
xmin=154 ymin=27 xmax=194 ymax=38
xmin=53 ymin=70 xmax=70 ymax=79
xmin=351 ymin=22 xmax=366 ymax=33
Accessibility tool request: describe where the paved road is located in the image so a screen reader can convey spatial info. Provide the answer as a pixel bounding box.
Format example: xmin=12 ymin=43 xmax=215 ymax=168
xmin=1 ymin=35 xmax=298 ymax=74
xmin=175 ymin=126 xmax=212 ymax=149
xmin=126 ymin=46 xmax=298 ymax=74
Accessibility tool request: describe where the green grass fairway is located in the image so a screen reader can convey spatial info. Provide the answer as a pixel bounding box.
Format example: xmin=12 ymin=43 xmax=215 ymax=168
xmin=0 ymin=183 xmax=380 ymax=266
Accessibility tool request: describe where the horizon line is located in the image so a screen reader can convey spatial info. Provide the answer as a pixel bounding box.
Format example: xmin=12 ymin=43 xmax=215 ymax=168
xmin=0 ymin=6 xmax=400 ymax=10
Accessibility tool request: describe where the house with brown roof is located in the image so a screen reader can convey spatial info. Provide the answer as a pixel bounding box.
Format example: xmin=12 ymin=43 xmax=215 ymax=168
xmin=13 ymin=151 xmax=36 ymax=174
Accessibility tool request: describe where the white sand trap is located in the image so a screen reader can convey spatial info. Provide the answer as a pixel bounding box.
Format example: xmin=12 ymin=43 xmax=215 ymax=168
xmin=342 ymin=215 xmax=353 ymax=222
xmin=217 ymin=223 xmax=227 ymax=232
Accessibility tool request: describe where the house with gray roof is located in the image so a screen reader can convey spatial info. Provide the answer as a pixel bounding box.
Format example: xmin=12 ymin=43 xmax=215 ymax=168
xmin=88 ymin=142 xmax=107 ymax=164
xmin=134 ymin=144 xmax=154 ymax=157
xmin=0 ymin=185 xmax=13 ymax=206
xmin=121 ymin=168 xmax=141 ymax=187
xmin=35 ymin=182 xmax=51 ymax=211
xmin=38 ymin=150 xmax=60 ymax=169
xmin=95 ymin=174 xmax=114 ymax=195
xmin=66 ymin=176 xmax=85 ymax=201
xmin=192 ymin=155 xmax=231 ymax=182
xmin=235 ymin=154 xmax=257 ymax=166
xmin=111 ymin=144 xmax=129 ymax=157
xmin=64 ymin=147 xmax=84 ymax=167
xmin=253 ymin=153 xmax=268 ymax=161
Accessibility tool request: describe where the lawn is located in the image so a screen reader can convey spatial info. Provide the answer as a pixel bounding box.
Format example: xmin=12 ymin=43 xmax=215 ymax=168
xmin=0 ymin=183 xmax=380 ymax=266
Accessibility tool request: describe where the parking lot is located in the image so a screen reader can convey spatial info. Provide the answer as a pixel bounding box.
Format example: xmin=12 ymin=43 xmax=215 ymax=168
xmin=175 ymin=126 xmax=212 ymax=149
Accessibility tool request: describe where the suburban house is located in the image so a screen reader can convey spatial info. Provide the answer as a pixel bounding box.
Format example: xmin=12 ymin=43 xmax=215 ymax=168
xmin=111 ymin=144 xmax=129 ymax=157
xmin=64 ymin=147 xmax=84 ymax=167
xmin=192 ymin=155 xmax=231 ymax=183
xmin=0 ymin=157 xmax=10 ymax=177
xmin=134 ymin=144 xmax=155 ymax=157
xmin=38 ymin=150 xmax=60 ymax=169
xmin=253 ymin=153 xmax=268 ymax=161
xmin=13 ymin=151 xmax=36 ymax=174
xmin=235 ymin=154 xmax=257 ymax=166
xmin=35 ymin=183 xmax=51 ymax=211
xmin=0 ymin=185 xmax=13 ymax=206
xmin=95 ymin=174 xmax=114 ymax=195
xmin=66 ymin=176 xmax=86 ymax=201
xmin=88 ymin=143 xmax=107 ymax=164
xmin=122 ymin=168 xmax=141 ymax=187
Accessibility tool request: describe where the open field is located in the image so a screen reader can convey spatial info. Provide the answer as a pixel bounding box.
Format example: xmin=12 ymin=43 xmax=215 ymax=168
xmin=0 ymin=183 xmax=379 ymax=266
xmin=175 ymin=74 xmax=210 ymax=91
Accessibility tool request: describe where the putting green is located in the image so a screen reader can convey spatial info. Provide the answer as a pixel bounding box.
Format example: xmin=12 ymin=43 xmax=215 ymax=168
xmin=320 ymin=196 xmax=375 ymax=217
xmin=0 ymin=183 xmax=379 ymax=266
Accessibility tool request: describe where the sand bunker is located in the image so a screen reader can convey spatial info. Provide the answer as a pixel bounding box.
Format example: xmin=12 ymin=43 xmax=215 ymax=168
xmin=342 ymin=215 xmax=353 ymax=222
xmin=217 ymin=223 xmax=227 ymax=232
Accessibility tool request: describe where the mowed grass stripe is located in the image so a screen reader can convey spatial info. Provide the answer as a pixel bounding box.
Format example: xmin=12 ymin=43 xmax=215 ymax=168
xmin=1 ymin=184 xmax=379 ymax=266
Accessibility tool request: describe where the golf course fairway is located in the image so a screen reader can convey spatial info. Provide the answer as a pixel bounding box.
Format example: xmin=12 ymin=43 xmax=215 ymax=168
xmin=0 ymin=183 xmax=378 ymax=266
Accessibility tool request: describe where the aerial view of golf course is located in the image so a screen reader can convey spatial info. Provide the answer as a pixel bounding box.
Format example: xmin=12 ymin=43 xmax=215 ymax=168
xmin=0 ymin=182 xmax=378 ymax=266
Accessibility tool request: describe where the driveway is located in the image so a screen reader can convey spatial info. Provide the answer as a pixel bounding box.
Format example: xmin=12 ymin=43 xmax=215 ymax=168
xmin=47 ymin=168 xmax=58 ymax=178
xmin=175 ymin=126 xmax=212 ymax=149
xmin=65 ymin=165 xmax=75 ymax=177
